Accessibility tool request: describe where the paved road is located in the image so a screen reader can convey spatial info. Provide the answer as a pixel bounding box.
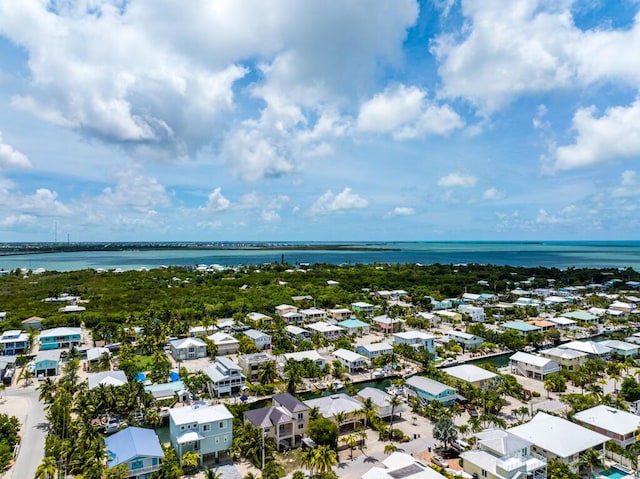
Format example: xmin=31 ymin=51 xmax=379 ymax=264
xmin=7 ymin=385 xmax=47 ymax=479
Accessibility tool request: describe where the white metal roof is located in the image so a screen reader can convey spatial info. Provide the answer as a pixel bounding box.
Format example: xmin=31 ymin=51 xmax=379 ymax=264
xmin=509 ymin=351 xmax=558 ymax=369
xmin=169 ymin=403 xmax=233 ymax=426
xmin=573 ymin=405 xmax=640 ymax=436
xmin=333 ymin=348 xmax=368 ymax=363
xmin=443 ymin=364 xmax=498 ymax=383
xmin=508 ymin=412 xmax=608 ymax=458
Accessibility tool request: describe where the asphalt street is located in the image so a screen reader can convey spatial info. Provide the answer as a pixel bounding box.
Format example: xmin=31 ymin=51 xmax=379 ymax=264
xmin=7 ymin=385 xmax=47 ymax=479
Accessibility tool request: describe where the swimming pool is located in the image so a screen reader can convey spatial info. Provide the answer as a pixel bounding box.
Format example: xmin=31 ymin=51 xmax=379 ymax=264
xmin=599 ymin=465 xmax=633 ymax=479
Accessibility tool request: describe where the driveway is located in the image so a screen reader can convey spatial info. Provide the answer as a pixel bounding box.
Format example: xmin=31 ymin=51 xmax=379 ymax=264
xmin=6 ymin=384 xmax=47 ymax=479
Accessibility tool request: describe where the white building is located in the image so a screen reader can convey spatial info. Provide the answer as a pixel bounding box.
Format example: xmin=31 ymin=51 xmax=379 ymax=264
xmin=300 ymin=308 xmax=326 ymax=322
xmin=306 ymin=321 xmax=344 ymax=339
xmin=509 ymin=352 xmax=560 ymax=380
xmin=357 ymin=387 xmax=405 ymax=419
xmin=207 ymin=332 xmax=240 ymax=356
xmin=285 ymin=325 xmax=310 ymax=341
xmin=204 ymin=357 xmax=246 ymax=397
xmin=332 ymin=348 xmax=369 ymax=372
xmin=278 ymin=350 xmax=326 ymax=370
xmin=243 ymin=329 xmax=271 ymax=350
xmin=573 ymin=405 xmax=640 ymax=447
xmin=356 ymin=342 xmax=393 ymax=359
xmin=362 ymin=452 xmax=447 ymax=479
xmin=447 ymin=331 xmax=484 ymax=350
xmin=458 ymin=304 xmax=486 ymax=322
xmin=169 ymin=337 xmax=208 ymax=361
xmin=443 ymin=364 xmax=498 ymax=388
xmin=392 ymin=331 xmax=435 ymax=353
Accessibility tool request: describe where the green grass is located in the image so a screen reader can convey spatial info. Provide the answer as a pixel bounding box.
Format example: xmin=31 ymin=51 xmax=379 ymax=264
xmin=133 ymin=355 xmax=154 ymax=371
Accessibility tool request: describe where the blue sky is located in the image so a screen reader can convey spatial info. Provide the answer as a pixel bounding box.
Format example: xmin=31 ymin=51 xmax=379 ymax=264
xmin=0 ymin=0 xmax=639 ymax=242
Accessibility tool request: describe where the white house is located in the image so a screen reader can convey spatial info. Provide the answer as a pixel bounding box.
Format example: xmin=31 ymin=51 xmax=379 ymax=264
xmin=392 ymin=331 xmax=435 ymax=353
xmin=362 ymin=452 xmax=447 ymax=479
xmin=356 ymin=342 xmax=393 ymax=359
xmin=304 ymin=393 xmax=363 ymax=427
xmin=573 ymin=405 xmax=640 ymax=447
xmin=300 ymin=308 xmax=326 ymax=322
xmin=559 ymin=340 xmax=611 ymax=358
xmin=243 ymin=329 xmax=272 ymax=350
xmin=332 ymin=348 xmax=369 ymax=372
xmin=169 ymin=337 xmax=208 ymax=361
xmin=357 ymin=387 xmax=405 ymax=419
xmin=281 ymin=311 xmax=304 ymax=324
xmin=88 ymin=370 xmax=128 ymax=390
xmin=275 ymin=304 xmax=298 ymax=317
xmin=306 ymin=321 xmax=344 ymax=339
xmin=328 ymin=308 xmax=352 ymax=321
xmin=204 ymin=357 xmax=246 ymax=397
xmin=458 ymin=304 xmax=486 ymax=322
xmin=443 ymin=364 xmax=498 ymax=388
xmin=351 ymin=302 xmax=374 ymax=316
xmin=207 ymin=332 xmax=240 ymax=356
xmin=598 ymin=339 xmax=638 ymax=357
xmin=285 ymin=325 xmax=310 ymax=341
xmin=508 ymin=412 xmax=608 ymax=469
xmin=509 ymin=352 xmax=560 ymax=380
xmin=237 ymin=352 xmax=275 ymax=382
xmin=278 ymin=350 xmax=326 ymax=370
xmin=447 ymin=331 xmax=484 ymax=350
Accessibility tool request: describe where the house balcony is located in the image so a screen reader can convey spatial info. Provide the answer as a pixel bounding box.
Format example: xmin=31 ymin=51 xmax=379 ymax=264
xmin=129 ymin=464 xmax=161 ymax=476
xmin=277 ymin=424 xmax=294 ymax=438
xmin=496 ymin=451 xmax=547 ymax=479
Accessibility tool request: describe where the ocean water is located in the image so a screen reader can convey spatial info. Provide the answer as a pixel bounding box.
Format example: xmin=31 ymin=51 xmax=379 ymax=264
xmin=1 ymin=241 xmax=639 ymax=272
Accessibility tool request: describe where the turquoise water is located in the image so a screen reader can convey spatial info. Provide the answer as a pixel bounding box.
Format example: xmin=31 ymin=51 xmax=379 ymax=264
xmin=600 ymin=467 xmax=631 ymax=479
xmin=2 ymin=241 xmax=640 ymax=271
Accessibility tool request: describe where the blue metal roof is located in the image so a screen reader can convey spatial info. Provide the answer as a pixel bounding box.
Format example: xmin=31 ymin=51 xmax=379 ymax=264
xmin=105 ymin=426 xmax=164 ymax=468
xmin=338 ymin=318 xmax=369 ymax=328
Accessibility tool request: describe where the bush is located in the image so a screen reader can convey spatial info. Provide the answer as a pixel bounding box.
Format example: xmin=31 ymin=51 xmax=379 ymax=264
xmin=531 ymin=391 xmax=541 ymax=398
xmin=308 ymin=417 xmax=338 ymax=449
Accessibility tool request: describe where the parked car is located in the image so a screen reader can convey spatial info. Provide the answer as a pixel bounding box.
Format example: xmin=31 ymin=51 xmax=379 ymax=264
xmin=468 ymin=407 xmax=479 ymax=418
xmin=431 ymin=455 xmax=448 ymax=468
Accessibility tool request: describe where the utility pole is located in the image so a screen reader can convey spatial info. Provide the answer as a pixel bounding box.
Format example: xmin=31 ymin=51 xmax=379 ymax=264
xmin=262 ymin=427 xmax=266 ymax=469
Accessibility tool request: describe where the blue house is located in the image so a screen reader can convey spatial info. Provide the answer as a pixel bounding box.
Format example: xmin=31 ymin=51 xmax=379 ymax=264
xmin=33 ymin=350 xmax=62 ymax=377
xmin=105 ymin=426 xmax=164 ymax=479
xmin=39 ymin=327 xmax=82 ymax=350
xmin=405 ymin=375 xmax=458 ymax=406
xmin=338 ymin=318 xmax=370 ymax=336
xmin=169 ymin=403 xmax=233 ymax=465
xmin=0 ymin=330 xmax=29 ymax=355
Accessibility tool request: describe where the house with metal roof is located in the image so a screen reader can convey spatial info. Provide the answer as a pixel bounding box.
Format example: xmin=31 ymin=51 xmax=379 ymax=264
xmin=501 ymin=321 xmax=541 ymax=336
xmin=447 ymin=331 xmax=484 ymax=350
xmin=304 ymin=393 xmax=363 ymax=426
xmin=351 ymin=301 xmax=374 ymax=315
xmin=362 ymin=452 xmax=447 ymax=479
xmin=0 ymin=330 xmax=29 ymax=356
xmin=105 ymin=426 xmax=164 ymax=479
xmin=371 ymin=315 xmax=405 ymax=334
xmin=39 ymin=327 xmax=81 ymax=350
xmin=393 ymin=331 xmax=435 ymax=353
xmin=285 ymin=325 xmax=310 ymax=341
xmin=356 ymin=342 xmax=393 ymax=359
xmin=238 ymin=352 xmax=275 ymax=382
xmin=207 ymin=332 xmax=240 ymax=356
xmin=306 ymin=321 xmax=344 ymax=339
xmin=561 ymin=310 xmax=598 ymax=323
xmin=559 ymin=340 xmax=611 ymax=358
xmin=169 ymin=403 xmax=233 ymax=465
xmin=461 ymin=428 xmax=547 ymax=479
xmin=243 ymin=329 xmax=271 ymax=350
xmin=333 ymin=348 xmax=369 ymax=372
xmin=33 ymin=349 xmax=62 ymax=377
xmin=538 ymin=347 xmax=587 ymax=371
xmin=357 ymin=387 xmax=405 ymax=418
xmin=169 ymin=337 xmax=208 ymax=361
xmin=88 ymin=370 xmax=128 ymax=390
xmin=278 ymin=350 xmax=326 ymax=370
xmin=443 ymin=364 xmax=498 ymax=388
xmin=598 ymin=339 xmax=638 ymax=357
xmin=508 ymin=412 xmax=608 ymax=470
xmin=405 ymin=375 xmax=458 ymax=406
xmin=509 ymin=352 xmax=560 ymax=381
xmin=573 ymin=405 xmax=640 ymax=447
xmin=338 ymin=318 xmax=370 ymax=336
xmin=204 ymin=357 xmax=246 ymax=397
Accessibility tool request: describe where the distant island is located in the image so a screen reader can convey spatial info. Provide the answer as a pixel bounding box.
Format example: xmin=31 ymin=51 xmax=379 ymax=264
xmin=0 ymin=242 xmax=399 ymax=256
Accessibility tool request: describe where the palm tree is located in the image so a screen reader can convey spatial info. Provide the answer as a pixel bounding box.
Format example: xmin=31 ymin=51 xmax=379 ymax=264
xmin=301 ymin=447 xmax=316 ymax=477
xmin=23 ymin=369 xmax=35 ymax=385
xmin=333 ymin=411 xmax=348 ymax=429
xmin=578 ymin=448 xmax=603 ymax=479
xmin=257 ymin=360 xmax=277 ymax=385
xmin=204 ymin=467 xmax=224 ymax=479
xmin=359 ymin=397 xmax=375 ymax=430
xmin=387 ymin=395 xmax=402 ymax=441
xmin=35 ymin=456 xmax=58 ymax=479
xmin=384 ymin=443 xmax=398 ymax=455
xmin=181 ymin=450 xmax=200 ymax=474
xmin=340 ymin=433 xmax=358 ymax=460
xmin=313 ymin=445 xmax=338 ymax=476
xmin=38 ymin=377 xmax=58 ymax=404
xmin=97 ymin=351 xmax=112 ymax=371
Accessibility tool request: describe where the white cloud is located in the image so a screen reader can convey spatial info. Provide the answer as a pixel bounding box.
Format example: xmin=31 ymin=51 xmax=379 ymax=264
xmin=200 ymin=187 xmax=231 ymax=212
xmin=0 ymin=132 xmax=32 ymax=169
xmin=551 ymin=99 xmax=640 ymax=170
xmin=309 ymin=188 xmax=368 ymax=215
xmin=536 ymin=205 xmax=576 ymax=225
xmin=387 ymin=207 xmax=416 ymax=217
xmin=357 ymin=84 xmax=463 ymax=139
xmin=482 ymin=187 xmax=504 ymax=200
xmin=437 ymin=173 xmax=478 ymax=188
xmin=613 ymin=170 xmax=639 ymax=198
xmin=432 ymin=2 xmax=640 ymax=113
xmin=98 ymin=167 xmax=170 ymax=212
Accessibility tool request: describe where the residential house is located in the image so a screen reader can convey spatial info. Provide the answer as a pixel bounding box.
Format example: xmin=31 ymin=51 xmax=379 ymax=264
xmin=247 ymin=312 xmax=272 ymax=323
xmin=188 ymin=325 xmax=216 ymax=337
xmin=281 ymin=311 xmax=304 ymax=324
xmin=338 ymin=318 xmax=370 ymax=336
xmin=393 ymin=331 xmax=435 ymax=353
xmin=461 ymin=428 xmax=547 ymax=479
xmin=598 ymin=339 xmax=638 ymax=357
xmin=21 ymin=316 xmax=44 ymax=330
xmin=243 ymin=329 xmax=272 ymax=350
xmin=144 ymin=381 xmax=186 ymax=402
xmin=39 ymin=327 xmax=82 ymax=350
xmin=430 ymin=298 xmax=453 ymax=310
xmin=371 ymin=315 xmax=404 ymax=334
xmin=105 ymin=426 xmax=164 ymax=479
xmin=444 ymin=364 xmax=498 ymax=388
xmin=509 ymin=352 xmax=560 ymax=381
xmin=86 ymin=346 xmax=111 ymax=365
xmin=0 ymin=330 xmax=29 ymax=356
xmin=546 ymin=316 xmax=577 ymax=329
xmin=458 ymin=304 xmax=486 ymax=322
xmin=356 ymin=342 xmax=393 ymax=359
xmin=88 ymin=370 xmax=128 ymax=389
xmin=405 ymin=375 xmax=458 ymax=406
xmin=243 ymin=393 xmax=309 ymax=450
xmin=447 ymin=331 xmax=484 ymax=350
xmin=304 ymin=393 xmax=363 ymax=427
xmin=362 ymin=452 xmax=447 ymax=479
xmin=204 ymin=357 xmax=246 ymax=397
xmin=285 ymin=325 xmax=310 ymax=342
xmin=306 ymin=321 xmax=344 ymax=340
xmin=33 ymin=349 xmax=61 ymax=377
xmin=333 ymin=349 xmax=369 ymax=372
xmin=526 ymin=319 xmax=556 ymax=331
xmin=559 ymin=340 xmax=611 ymax=358
xmin=238 ymin=352 xmax=275 ymax=382
xmin=610 ymin=301 xmax=634 ymax=315
xmin=508 ymin=412 xmax=608 ymax=470
xmin=169 ymin=403 xmax=233 ymax=464
xmin=357 ymin=387 xmax=405 ymax=418
xmin=278 ymin=350 xmax=326 ymax=370
xmin=538 ymin=347 xmax=588 ymax=371
xmin=328 ymin=308 xmax=352 ymax=321
xmin=561 ymin=311 xmax=598 ymax=323
xmin=573 ymin=405 xmax=640 ymax=447
xmin=300 ymin=308 xmax=326 ymax=322
xmin=275 ymin=304 xmax=298 ymax=318
xmin=501 ymin=321 xmax=541 ymax=336
xmin=169 ymin=337 xmax=208 ymax=361
xmin=207 ymin=332 xmax=240 ymax=356
xmin=435 ymin=310 xmax=462 ymax=322
xmin=351 ymin=302 xmax=374 ymax=316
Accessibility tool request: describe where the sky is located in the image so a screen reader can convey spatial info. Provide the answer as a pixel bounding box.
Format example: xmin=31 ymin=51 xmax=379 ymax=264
xmin=0 ymin=0 xmax=639 ymax=242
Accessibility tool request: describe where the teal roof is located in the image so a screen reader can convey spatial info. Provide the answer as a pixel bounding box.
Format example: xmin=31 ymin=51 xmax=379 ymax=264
xmin=144 ymin=380 xmax=185 ymax=394
xmin=561 ymin=311 xmax=597 ymax=321
xmin=338 ymin=318 xmax=369 ymax=328
xmin=502 ymin=321 xmax=540 ymax=332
